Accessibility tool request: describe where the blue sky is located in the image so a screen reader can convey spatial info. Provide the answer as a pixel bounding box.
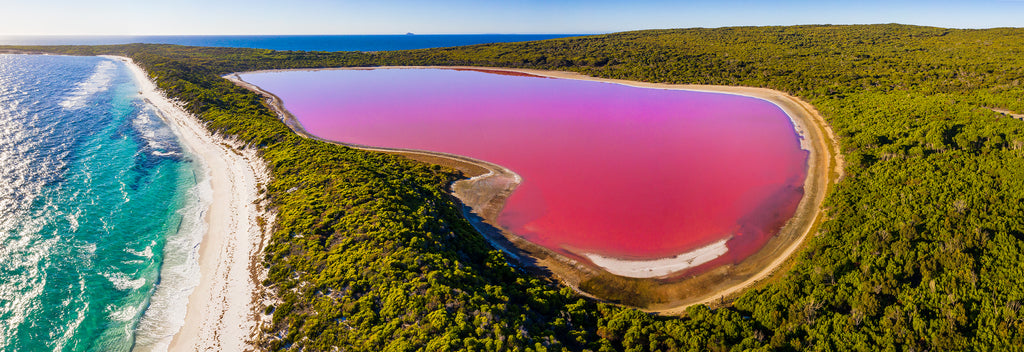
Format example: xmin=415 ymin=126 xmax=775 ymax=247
xmin=1 ymin=0 xmax=1021 ymax=35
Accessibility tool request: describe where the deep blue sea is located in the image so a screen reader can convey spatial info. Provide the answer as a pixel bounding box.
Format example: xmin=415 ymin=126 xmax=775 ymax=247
xmin=0 ymin=54 xmax=207 ymax=351
xmin=0 ymin=34 xmax=582 ymax=52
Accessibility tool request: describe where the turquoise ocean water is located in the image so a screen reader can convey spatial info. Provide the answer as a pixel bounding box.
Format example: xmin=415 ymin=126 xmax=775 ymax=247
xmin=0 ymin=54 xmax=207 ymax=351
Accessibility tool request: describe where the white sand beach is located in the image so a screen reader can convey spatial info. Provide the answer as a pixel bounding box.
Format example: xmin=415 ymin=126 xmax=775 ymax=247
xmin=121 ymin=56 xmax=272 ymax=351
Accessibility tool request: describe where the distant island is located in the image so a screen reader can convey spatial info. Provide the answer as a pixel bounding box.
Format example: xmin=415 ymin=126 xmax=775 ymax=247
xmin=2 ymin=23 xmax=1022 ymax=351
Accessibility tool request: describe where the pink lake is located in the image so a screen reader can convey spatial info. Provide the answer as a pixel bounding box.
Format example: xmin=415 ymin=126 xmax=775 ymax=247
xmin=240 ymin=68 xmax=808 ymax=273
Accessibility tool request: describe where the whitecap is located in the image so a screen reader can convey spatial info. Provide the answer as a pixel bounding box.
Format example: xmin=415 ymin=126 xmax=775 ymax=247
xmin=132 ymin=109 xmax=183 ymax=158
xmin=52 ymin=276 xmax=88 ymax=351
xmin=132 ymin=158 xmax=211 ymax=351
xmin=59 ymin=60 xmax=116 ymax=110
xmin=106 ymin=301 xmax=147 ymax=322
xmin=150 ymin=151 xmax=181 ymax=157
xmin=102 ymin=271 xmax=146 ymax=291
xmin=66 ymin=209 xmax=80 ymax=233
xmin=126 ymin=242 xmax=154 ymax=259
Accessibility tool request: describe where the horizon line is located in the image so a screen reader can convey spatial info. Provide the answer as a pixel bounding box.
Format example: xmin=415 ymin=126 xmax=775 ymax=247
xmin=2 ymin=23 xmax=1022 ymax=37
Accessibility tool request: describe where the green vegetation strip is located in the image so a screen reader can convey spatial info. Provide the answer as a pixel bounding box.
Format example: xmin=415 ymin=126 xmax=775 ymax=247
xmin=5 ymin=23 xmax=1024 ymax=350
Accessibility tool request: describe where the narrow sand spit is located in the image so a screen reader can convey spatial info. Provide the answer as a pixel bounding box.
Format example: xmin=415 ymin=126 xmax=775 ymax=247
xmin=228 ymin=66 xmax=843 ymax=313
xmin=120 ymin=57 xmax=273 ymax=351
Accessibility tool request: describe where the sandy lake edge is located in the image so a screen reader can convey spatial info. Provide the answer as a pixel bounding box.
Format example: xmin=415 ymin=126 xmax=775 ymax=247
xmin=226 ymin=66 xmax=843 ymax=313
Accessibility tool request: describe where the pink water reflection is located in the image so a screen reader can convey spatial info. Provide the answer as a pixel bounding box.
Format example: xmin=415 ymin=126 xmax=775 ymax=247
xmin=241 ymin=68 xmax=808 ymax=267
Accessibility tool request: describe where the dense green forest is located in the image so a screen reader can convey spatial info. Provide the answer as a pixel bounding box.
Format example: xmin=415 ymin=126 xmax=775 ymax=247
xmin=6 ymin=24 xmax=1024 ymax=350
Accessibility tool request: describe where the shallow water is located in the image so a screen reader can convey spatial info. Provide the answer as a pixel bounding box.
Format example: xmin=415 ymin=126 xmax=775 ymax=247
xmin=0 ymin=54 xmax=203 ymax=351
xmin=241 ymin=68 xmax=808 ymax=270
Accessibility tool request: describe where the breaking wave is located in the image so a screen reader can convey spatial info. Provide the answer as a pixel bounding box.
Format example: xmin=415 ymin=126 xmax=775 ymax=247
xmin=59 ymin=60 xmax=116 ymax=110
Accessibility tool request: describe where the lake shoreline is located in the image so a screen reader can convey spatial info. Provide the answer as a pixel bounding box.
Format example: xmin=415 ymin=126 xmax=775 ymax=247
xmin=227 ymin=66 xmax=842 ymax=312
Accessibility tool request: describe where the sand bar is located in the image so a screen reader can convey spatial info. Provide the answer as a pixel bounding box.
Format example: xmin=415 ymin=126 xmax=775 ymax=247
xmin=584 ymin=238 xmax=730 ymax=278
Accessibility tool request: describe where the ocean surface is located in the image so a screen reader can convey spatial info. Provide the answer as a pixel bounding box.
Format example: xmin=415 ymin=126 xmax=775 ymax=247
xmin=0 ymin=34 xmax=582 ymax=52
xmin=240 ymin=68 xmax=808 ymax=272
xmin=0 ymin=54 xmax=207 ymax=351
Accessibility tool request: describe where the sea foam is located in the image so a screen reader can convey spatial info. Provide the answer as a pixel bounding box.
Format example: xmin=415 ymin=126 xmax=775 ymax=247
xmin=128 ymin=58 xmax=213 ymax=351
xmin=126 ymin=242 xmax=155 ymax=259
xmin=133 ymin=108 xmax=184 ymax=158
xmin=59 ymin=60 xmax=115 ymax=110
xmin=130 ymin=163 xmax=210 ymax=352
xmin=52 ymin=276 xmax=88 ymax=352
xmin=102 ymin=272 xmax=146 ymax=291
xmin=0 ymin=54 xmax=196 ymax=351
